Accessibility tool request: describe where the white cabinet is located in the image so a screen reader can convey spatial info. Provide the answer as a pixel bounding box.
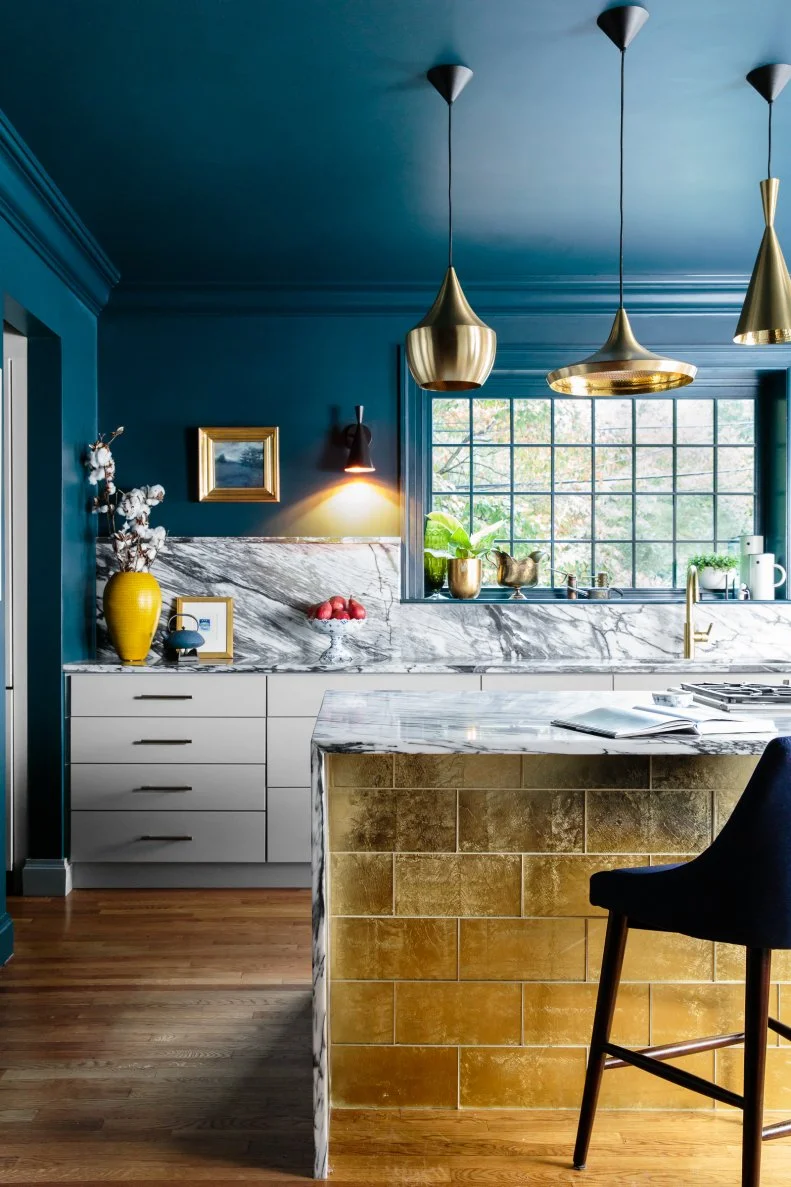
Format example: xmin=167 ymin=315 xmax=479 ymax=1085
xmin=612 ymin=671 xmax=789 ymax=691
xmin=481 ymin=673 xmax=613 ymax=691
xmin=267 ymin=672 xmax=479 ymax=717
xmin=267 ymin=718 xmax=316 ymax=786
xmin=267 ymin=787 xmax=311 ymax=863
xmin=70 ymin=764 xmax=266 ymax=812
xmin=71 ymin=673 xmax=267 ymax=717
xmin=71 ymin=811 xmax=267 ymax=863
xmin=71 ymin=717 xmax=267 ymax=765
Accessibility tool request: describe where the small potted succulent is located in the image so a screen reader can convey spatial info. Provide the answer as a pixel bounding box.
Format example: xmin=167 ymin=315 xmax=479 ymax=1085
xmin=687 ymin=552 xmax=739 ymax=591
xmin=425 ymin=511 xmax=506 ymax=599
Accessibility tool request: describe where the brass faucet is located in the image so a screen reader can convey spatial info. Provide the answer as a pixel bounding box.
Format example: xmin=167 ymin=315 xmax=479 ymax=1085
xmin=684 ymin=565 xmax=713 ymax=659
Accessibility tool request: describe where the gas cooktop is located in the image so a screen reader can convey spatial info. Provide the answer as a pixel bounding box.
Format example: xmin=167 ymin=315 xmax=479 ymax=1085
xmin=681 ymin=682 xmax=791 ymax=710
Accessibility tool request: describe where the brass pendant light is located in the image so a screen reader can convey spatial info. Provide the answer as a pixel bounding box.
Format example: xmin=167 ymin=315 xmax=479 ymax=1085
xmin=734 ymin=63 xmax=791 ymax=345
xmin=547 ymin=5 xmax=696 ymax=395
xmin=406 ymin=64 xmax=496 ymax=391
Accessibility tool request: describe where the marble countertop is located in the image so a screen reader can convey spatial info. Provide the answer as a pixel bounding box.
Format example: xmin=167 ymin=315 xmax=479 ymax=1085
xmin=64 ymin=657 xmax=791 ymax=675
xmin=312 ymin=689 xmax=790 ymax=756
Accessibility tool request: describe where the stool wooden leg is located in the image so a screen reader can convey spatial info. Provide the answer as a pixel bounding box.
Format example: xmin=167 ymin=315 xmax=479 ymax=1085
xmin=573 ymin=911 xmax=629 ymax=1171
xmin=742 ymin=947 xmax=772 ymax=1187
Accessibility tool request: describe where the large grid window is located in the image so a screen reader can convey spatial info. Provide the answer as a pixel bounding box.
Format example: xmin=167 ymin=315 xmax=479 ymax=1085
xmin=430 ymin=395 xmax=757 ymax=589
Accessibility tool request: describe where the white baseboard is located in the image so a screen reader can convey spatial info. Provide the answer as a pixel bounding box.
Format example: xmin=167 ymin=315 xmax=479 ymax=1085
xmin=71 ymin=863 xmax=311 ymax=889
xmin=22 ymin=858 xmax=73 ymax=897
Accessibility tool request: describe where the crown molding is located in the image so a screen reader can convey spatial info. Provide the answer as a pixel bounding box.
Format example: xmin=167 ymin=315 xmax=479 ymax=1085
xmin=107 ymin=274 xmax=751 ymax=317
xmin=0 ymin=109 xmax=119 ymax=315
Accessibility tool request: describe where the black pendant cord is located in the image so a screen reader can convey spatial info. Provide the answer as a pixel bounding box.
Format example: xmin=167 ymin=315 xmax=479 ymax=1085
xmin=768 ymin=99 xmax=774 ymax=179
xmin=619 ymin=47 xmax=625 ymax=309
xmin=447 ymin=100 xmax=454 ymax=270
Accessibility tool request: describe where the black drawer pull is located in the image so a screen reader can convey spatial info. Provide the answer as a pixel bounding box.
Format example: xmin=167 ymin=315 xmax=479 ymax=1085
xmin=134 ymin=739 xmax=193 ymax=746
xmin=134 ymin=694 xmax=193 ymax=701
xmin=133 ymin=786 xmax=192 ymax=793
xmin=137 ymin=835 xmax=193 ymax=842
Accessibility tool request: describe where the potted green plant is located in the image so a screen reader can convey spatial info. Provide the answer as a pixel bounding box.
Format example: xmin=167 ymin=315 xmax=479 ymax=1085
xmin=425 ymin=511 xmax=506 ymax=599
xmin=687 ymin=552 xmax=739 ymax=591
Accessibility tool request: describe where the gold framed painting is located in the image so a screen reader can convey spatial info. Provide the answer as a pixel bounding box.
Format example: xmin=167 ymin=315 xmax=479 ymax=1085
xmin=198 ymin=427 xmax=280 ymax=502
xmin=175 ymin=596 xmax=234 ymax=660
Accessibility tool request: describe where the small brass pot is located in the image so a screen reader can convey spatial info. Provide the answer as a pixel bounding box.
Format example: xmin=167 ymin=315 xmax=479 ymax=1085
xmin=448 ymin=557 xmax=482 ymax=600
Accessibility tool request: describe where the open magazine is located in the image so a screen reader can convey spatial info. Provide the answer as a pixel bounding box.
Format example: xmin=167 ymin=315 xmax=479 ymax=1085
xmin=551 ymin=704 xmax=775 ymax=739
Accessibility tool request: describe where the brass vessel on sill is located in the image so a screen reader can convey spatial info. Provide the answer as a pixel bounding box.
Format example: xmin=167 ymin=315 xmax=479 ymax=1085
xmin=492 ymin=549 xmax=545 ymax=599
xmin=448 ymin=558 xmax=482 ymax=600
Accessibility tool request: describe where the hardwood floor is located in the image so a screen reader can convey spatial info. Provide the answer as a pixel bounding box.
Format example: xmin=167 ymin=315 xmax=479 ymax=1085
xmin=0 ymin=890 xmax=788 ymax=1184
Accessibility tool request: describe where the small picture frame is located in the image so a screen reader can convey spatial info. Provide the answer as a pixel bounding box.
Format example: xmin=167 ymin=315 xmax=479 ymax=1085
xmin=174 ymin=596 xmax=234 ymax=660
xmin=198 ymin=427 xmax=280 ymax=502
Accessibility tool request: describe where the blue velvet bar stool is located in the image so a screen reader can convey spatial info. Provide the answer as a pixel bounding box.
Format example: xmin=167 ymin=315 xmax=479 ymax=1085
xmin=574 ymin=736 xmax=791 ymax=1187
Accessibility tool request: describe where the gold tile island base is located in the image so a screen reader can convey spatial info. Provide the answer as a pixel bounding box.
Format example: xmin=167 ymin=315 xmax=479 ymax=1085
xmin=326 ymin=751 xmax=791 ymax=1112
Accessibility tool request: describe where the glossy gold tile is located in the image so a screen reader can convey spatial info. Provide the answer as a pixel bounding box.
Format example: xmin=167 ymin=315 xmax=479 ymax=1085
xmin=395 ymin=982 xmax=521 ymax=1045
xmin=329 ymin=788 xmax=395 ymax=852
xmin=458 ymin=788 xmax=584 ymax=853
xmin=600 ymin=1052 xmax=715 ymax=1108
xmin=460 ymin=1047 xmax=586 ymax=1108
xmin=523 ymin=855 xmax=643 ymax=918
xmin=776 ymin=985 xmax=791 ymax=1044
xmin=331 ymin=982 xmax=394 ymax=1044
xmin=329 ymin=753 xmax=394 ymax=788
xmin=460 ymin=918 xmax=586 ymax=981
xmin=331 ymin=918 xmax=457 ymax=980
xmin=651 ymin=983 xmax=777 ymax=1043
xmin=586 ymin=789 xmax=711 ymax=854
xmin=717 ymin=1048 xmax=791 ymax=1110
xmin=395 ymin=854 xmax=521 ymax=917
xmin=522 ymin=754 xmax=650 ymax=790
xmin=716 ymin=944 xmax=791 ymax=982
xmin=393 ymin=754 xmax=463 ymax=788
xmin=393 ymin=753 xmax=522 ymax=788
xmin=651 ymin=755 xmax=758 ymax=791
xmin=522 ymin=982 xmax=649 ymax=1046
xmin=588 ymin=919 xmax=714 ymax=982
xmin=714 ymin=787 xmax=742 ymax=836
xmin=331 ymin=1044 xmax=457 ymax=1107
xmin=330 ymin=853 xmax=393 ymax=916
xmin=395 ymin=788 xmax=457 ymax=852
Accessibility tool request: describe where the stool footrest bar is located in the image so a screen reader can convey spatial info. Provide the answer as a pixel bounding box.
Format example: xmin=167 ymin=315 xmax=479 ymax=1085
xmin=762 ymin=1118 xmax=791 ymax=1142
xmin=768 ymin=1016 xmax=791 ymax=1043
xmin=604 ymin=1032 xmax=744 ymax=1069
xmin=603 ymin=1042 xmax=744 ymax=1109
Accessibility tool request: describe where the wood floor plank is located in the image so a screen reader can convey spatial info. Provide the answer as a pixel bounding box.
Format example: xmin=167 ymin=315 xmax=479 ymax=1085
xmin=2 ymin=890 xmax=791 ymax=1183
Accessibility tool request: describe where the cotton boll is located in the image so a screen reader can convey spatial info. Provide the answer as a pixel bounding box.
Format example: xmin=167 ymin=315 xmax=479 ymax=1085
xmin=106 ymin=482 xmax=116 ymax=494
xmin=146 ymin=484 xmax=165 ymax=505
xmin=95 ymin=446 xmax=112 ymax=467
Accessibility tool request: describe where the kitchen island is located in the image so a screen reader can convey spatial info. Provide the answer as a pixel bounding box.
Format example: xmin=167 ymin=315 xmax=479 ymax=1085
xmin=311 ymin=689 xmax=791 ymax=1178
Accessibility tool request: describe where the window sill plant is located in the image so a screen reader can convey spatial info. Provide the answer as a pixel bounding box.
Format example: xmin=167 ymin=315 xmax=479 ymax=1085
xmin=687 ymin=552 xmax=739 ymax=592
xmin=425 ymin=511 xmax=506 ymax=599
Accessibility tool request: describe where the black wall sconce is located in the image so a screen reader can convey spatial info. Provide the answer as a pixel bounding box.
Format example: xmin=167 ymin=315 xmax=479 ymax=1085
xmin=344 ymin=405 xmax=375 ymax=473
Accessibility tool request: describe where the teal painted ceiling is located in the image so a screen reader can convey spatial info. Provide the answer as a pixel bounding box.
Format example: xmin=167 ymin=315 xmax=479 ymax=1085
xmin=2 ymin=0 xmax=790 ymax=284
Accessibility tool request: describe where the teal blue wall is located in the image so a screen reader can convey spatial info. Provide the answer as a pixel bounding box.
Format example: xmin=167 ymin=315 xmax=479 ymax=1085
xmin=98 ymin=298 xmax=779 ymax=539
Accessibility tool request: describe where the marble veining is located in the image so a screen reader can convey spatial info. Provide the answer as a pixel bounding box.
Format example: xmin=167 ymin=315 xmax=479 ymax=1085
xmin=312 ymin=690 xmax=787 ymax=759
xmin=310 ymin=743 xmax=329 ymax=1180
xmin=96 ymin=538 xmax=791 ymax=667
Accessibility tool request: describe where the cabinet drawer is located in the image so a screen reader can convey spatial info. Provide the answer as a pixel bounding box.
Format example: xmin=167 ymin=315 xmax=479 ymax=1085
xmin=267 ymin=718 xmax=315 ymax=786
xmin=70 ymin=674 xmax=267 ymax=718
xmin=71 ymin=810 xmax=267 ymax=863
xmin=612 ymin=671 xmax=791 ymax=691
xmin=267 ymin=787 xmax=311 ymax=863
xmin=481 ymin=673 xmax=613 ymax=691
xmin=70 ymin=764 xmax=266 ymax=811
xmin=267 ymin=673 xmax=480 ymax=717
xmin=71 ymin=717 xmax=266 ymax=764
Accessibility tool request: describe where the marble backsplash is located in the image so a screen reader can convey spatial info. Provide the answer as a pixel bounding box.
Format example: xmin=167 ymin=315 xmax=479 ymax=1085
xmin=96 ymin=537 xmax=791 ymax=666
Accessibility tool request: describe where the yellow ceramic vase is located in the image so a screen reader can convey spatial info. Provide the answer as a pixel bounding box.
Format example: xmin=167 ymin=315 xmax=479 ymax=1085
xmin=103 ymin=571 xmax=162 ymax=665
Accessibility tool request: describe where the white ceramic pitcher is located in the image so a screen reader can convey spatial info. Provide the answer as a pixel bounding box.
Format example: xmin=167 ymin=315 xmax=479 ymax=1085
xmin=749 ymin=553 xmax=787 ymax=600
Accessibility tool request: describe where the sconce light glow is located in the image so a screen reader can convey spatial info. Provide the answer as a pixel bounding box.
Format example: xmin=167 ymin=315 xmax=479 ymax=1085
xmin=344 ymin=405 xmax=375 ymax=473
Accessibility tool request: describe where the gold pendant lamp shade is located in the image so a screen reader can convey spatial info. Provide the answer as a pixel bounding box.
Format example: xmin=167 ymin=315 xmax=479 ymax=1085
xmin=406 ymin=65 xmax=496 ymax=392
xmin=547 ymin=5 xmax=696 ymax=396
xmin=734 ymin=64 xmax=791 ymax=345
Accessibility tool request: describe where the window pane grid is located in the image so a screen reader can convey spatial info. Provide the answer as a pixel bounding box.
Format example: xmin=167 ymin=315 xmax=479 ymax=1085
xmin=429 ymin=394 xmax=756 ymax=590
